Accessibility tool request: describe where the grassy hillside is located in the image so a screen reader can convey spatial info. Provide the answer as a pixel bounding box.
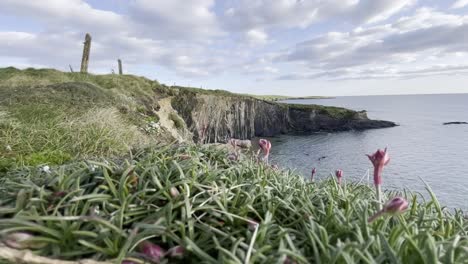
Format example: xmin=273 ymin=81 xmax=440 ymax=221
xmin=0 ymin=145 xmax=466 ymax=263
xmin=0 ymin=67 xmax=182 ymax=172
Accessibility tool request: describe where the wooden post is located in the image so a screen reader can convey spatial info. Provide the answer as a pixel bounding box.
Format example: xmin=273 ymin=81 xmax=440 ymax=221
xmin=80 ymin=33 xmax=91 ymax=73
xmin=118 ymin=59 xmax=123 ymax=75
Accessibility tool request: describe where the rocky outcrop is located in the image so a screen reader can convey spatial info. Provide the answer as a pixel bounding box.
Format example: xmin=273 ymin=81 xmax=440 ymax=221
xmin=171 ymin=89 xmax=396 ymax=143
xmin=443 ymin=122 xmax=468 ymax=125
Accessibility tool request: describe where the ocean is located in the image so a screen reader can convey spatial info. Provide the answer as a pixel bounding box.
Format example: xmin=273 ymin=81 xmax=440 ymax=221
xmin=272 ymin=94 xmax=468 ymax=210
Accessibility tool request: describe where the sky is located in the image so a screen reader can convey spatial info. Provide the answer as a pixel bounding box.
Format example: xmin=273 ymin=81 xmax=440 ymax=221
xmin=1 ymin=0 xmax=468 ymax=96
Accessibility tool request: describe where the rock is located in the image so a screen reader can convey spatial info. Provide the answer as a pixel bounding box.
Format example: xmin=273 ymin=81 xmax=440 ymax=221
xmin=171 ymin=89 xmax=397 ymax=143
xmin=443 ymin=122 xmax=468 ymax=125
xmin=228 ymin=138 xmax=252 ymax=148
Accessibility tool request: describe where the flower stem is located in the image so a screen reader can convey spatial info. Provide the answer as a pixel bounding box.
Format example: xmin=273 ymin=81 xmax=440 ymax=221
xmin=375 ymin=184 xmax=382 ymax=210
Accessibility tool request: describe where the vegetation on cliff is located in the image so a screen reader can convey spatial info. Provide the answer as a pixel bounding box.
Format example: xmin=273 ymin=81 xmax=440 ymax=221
xmin=0 ymin=145 xmax=467 ymax=263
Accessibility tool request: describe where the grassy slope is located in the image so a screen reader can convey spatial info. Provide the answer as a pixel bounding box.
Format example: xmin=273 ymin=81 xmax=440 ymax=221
xmin=0 ymin=145 xmax=466 ymax=263
xmin=0 ymin=67 xmax=179 ymax=171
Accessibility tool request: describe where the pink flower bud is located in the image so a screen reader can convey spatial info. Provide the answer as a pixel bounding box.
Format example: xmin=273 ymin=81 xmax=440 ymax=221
xmin=139 ymin=241 xmax=165 ymax=263
xmin=367 ymin=148 xmax=390 ymax=186
xmin=258 ymin=139 xmax=272 ymax=162
xmin=335 ymin=169 xmax=343 ymax=185
xmin=311 ymin=168 xmax=317 ymax=181
xmin=168 ymin=245 xmax=185 ymax=258
xmin=170 ymin=187 xmax=180 ymax=198
xmin=368 ymin=197 xmax=409 ymax=222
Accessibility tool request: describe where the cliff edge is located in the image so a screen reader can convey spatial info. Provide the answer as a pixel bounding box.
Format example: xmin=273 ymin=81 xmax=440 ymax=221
xmin=172 ymin=88 xmax=396 ymax=143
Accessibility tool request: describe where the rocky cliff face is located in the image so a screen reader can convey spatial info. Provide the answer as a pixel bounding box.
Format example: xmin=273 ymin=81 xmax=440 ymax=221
xmin=171 ymin=89 xmax=396 ymax=143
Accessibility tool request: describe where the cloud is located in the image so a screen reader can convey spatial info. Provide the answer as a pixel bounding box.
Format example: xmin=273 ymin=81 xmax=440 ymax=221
xmin=277 ymin=64 xmax=468 ymax=81
xmin=0 ymin=0 xmax=127 ymax=34
xmin=128 ymin=0 xmax=223 ymax=40
xmin=0 ymin=0 xmax=230 ymax=77
xmin=245 ymin=29 xmax=268 ymax=45
xmin=451 ymin=0 xmax=468 ymax=9
xmin=277 ymin=8 xmax=468 ymax=79
xmin=222 ymin=0 xmax=415 ymax=38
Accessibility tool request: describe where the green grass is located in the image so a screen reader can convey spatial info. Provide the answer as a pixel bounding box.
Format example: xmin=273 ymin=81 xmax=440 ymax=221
xmin=0 ymin=145 xmax=466 ymax=263
xmin=0 ymin=68 xmax=174 ymax=170
xmin=169 ymin=112 xmax=185 ymax=129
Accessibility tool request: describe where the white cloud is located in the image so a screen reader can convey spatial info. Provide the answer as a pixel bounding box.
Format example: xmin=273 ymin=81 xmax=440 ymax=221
xmin=0 ymin=0 xmax=230 ymax=77
xmin=452 ymin=0 xmax=468 ymax=9
xmin=277 ymin=8 xmax=468 ymax=80
xmin=0 ymin=0 xmax=127 ymax=34
xmin=128 ymin=0 xmax=222 ymax=40
xmin=222 ymin=0 xmax=415 ymax=33
xmin=245 ymin=29 xmax=268 ymax=45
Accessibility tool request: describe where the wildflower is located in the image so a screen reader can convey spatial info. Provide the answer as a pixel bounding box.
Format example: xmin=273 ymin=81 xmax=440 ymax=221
xmin=5 ymin=145 xmax=12 ymax=151
xmin=139 ymin=241 xmax=166 ymax=263
xmin=368 ymin=196 xmax=409 ymax=223
xmin=40 ymin=165 xmax=51 ymax=173
xmin=367 ymin=148 xmax=390 ymax=209
xmin=258 ymin=139 xmax=272 ymax=164
xmin=335 ymin=169 xmax=343 ymax=185
xmin=167 ymin=245 xmax=185 ymax=258
xmin=311 ymin=167 xmax=317 ymax=181
xmin=170 ymin=187 xmax=180 ymax=198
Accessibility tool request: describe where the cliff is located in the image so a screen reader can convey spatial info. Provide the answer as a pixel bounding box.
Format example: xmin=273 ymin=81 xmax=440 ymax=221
xmin=0 ymin=67 xmax=395 ymax=169
xmin=171 ymin=88 xmax=396 ymax=143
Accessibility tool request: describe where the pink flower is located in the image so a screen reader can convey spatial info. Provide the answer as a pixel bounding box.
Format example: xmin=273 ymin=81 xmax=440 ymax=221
xmin=139 ymin=241 xmax=165 ymax=263
xmin=335 ymin=169 xmax=343 ymax=185
xmin=258 ymin=139 xmax=272 ymax=163
xmin=366 ymin=148 xmax=390 ymax=186
xmin=368 ymin=196 xmax=409 ymax=222
xmin=311 ymin=168 xmax=317 ymax=181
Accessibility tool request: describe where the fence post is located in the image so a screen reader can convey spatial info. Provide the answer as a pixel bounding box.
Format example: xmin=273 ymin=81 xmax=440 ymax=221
xmin=80 ymin=33 xmax=92 ymax=73
xmin=118 ymin=59 xmax=123 ymax=75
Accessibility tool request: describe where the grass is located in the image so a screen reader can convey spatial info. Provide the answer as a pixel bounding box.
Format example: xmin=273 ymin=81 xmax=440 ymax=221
xmin=0 ymin=145 xmax=466 ymax=263
xmin=169 ymin=112 xmax=185 ymax=129
xmin=0 ymin=68 xmax=175 ymax=170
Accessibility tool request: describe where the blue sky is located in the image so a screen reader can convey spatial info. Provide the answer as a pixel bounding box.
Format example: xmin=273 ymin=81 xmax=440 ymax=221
xmin=1 ymin=0 xmax=468 ymax=96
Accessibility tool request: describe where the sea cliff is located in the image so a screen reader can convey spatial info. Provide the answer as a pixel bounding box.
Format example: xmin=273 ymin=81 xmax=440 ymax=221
xmin=172 ymin=88 xmax=396 ymax=143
